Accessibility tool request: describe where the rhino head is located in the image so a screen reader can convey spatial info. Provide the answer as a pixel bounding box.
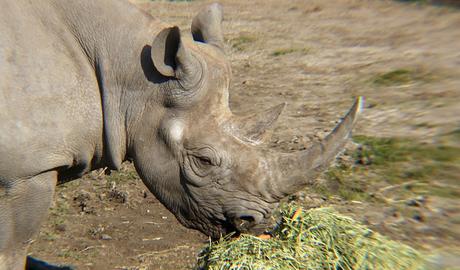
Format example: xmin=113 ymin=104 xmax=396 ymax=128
xmin=129 ymin=4 xmax=363 ymax=239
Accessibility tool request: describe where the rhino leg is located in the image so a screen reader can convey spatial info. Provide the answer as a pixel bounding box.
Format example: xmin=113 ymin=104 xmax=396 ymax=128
xmin=0 ymin=171 xmax=57 ymax=270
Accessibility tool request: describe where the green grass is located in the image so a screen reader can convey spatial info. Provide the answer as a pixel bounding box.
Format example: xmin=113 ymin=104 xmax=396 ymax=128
xmin=105 ymin=167 xmax=139 ymax=185
xmin=315 ymin=135 xmax=460 ymax=202
xmin=272 ymin=48 xmax=296 ymax=56
xmin=354 ymin=135 xmax=460 ymax=165
xmin=49 ymin=200 xmax=69 ymax=223
xmin=446 ymin=128 xmax=460 ymax=141
xmin=271 ymin=47 xmax=310 ymax=57
xmin=196 ymin=204 xmax=426 ymax=270
xmin=42 ymin=231 xmax=58 ymax=241
xmin=371 ymin=68 xmax=436 ymax=86
xmin=57 ymin=248 xmax=83 ymax=260
xmin=396 ymin=0 xmax=460 ymax=7
xmin=228 ymin=35 xmax=256 ymax=51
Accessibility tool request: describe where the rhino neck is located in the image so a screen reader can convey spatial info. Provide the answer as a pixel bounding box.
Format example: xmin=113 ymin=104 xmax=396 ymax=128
xmin=52 ymin=0 xmax=165 ymax=170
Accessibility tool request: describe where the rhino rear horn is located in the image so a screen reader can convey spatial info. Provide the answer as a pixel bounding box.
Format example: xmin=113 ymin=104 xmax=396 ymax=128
xmin=191 ymin=3 xmax=225 ymax=50
xmin=151 ymin=26 xmax=201 ymax=87
xmin=225 ymin=103 xmax=285 ymax=145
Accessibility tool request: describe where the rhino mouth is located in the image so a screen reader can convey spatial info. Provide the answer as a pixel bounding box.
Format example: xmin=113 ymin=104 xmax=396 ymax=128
xmin=215 ymin=212 xmax=271 ymax=239
xmin=200 ymin=218 xmax=253 ymax=240
xmin=216 ymin=221 xmax=269 ymax=240
xmin=181 ymin=211 xmax=272 ymax=240
xmin=219 ymin=221 xmax=239 ymax=238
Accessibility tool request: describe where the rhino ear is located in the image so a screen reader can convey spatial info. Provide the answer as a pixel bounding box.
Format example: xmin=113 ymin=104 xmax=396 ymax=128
xmin=151 ymin=26 xmax=200 ymax=81
xmin=191 ymin=3 xmax=224 ymax=50
xmin=226 ymin=103 xmax=286 ymax=145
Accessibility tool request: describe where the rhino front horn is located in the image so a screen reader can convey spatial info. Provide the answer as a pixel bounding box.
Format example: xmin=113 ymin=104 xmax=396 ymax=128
xmin=270 ymin=97 xmax=364 ymax=197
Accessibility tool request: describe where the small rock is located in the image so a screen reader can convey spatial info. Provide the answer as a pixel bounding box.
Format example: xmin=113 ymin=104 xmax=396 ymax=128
xmin=55 ymin=223 xmax=66 ymax=232
xmin=413 ymin=212 xmax=425 ymax=222
xmin=304 ymin=5 xmax=322 ymax=14
xmin=416 ymin=195 xmax=426 ymax=204
xmin=415 ymin=224 xmax=434 ymax=234
xmin=431 ymin=207 xmax=446 ymax=216
xmin=98 ymin=193 xmax=106 ymax=201
xmin=101 ymin=234 xmax=112 ymax=240
xmin=366 ymin=103 xmax=377 ymax=109
xmin=406 ymin=199 xmax=421 ymax=207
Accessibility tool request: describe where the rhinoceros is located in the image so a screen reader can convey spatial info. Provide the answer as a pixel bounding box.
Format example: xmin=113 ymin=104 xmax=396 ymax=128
xmin=0 ymin=0 xmax=362 ymax=269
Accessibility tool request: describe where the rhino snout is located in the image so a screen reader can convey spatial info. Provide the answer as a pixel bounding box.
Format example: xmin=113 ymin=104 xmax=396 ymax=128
xmin=227 ymin=211 xmax=269 ymax=235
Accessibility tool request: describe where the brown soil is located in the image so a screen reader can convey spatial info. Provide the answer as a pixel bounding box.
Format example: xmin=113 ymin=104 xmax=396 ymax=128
xmin=29 ymin=0 xmax=460 ymax=269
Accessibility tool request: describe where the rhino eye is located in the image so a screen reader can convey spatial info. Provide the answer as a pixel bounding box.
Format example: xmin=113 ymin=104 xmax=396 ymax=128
xmin=188 ymin=146 xmax=221 ymax=167
xmin=196 ymin=156 xmax=213 ymax=166
xmin=187 ymin=154 xmax=217 ymax=178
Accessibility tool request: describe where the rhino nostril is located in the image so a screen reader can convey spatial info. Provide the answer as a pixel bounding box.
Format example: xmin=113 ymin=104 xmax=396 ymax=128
xmin=239 ymin=215 xmax=255 ymax=224
xmin=234 ymin=215 xmax=256 ymax=232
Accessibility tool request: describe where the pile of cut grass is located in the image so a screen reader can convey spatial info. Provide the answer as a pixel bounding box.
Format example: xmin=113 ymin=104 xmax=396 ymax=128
xmin=196 ymin=205 xmax=426 ymax=270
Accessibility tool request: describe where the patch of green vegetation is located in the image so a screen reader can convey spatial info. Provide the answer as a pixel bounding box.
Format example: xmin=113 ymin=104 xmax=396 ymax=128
xmin=354 ymin=135 xmax=460 ymax=164
xmin=396 ymin=0 xmax=460 ymax=8
xmin=451 ymin=128 xmax=460 ymax=138
xmin=228 ymin=35 xmax=256 ymax=51
xmin=42 ymin=231 xmax=57 ymax=241
xmin=321 ymin=165 xmax=370 ymax=201
xmin=105 ymin=167 xmax=138 ymax=185
xmin=446 ymin=128 xmax=460 ymax=141
xmin=429 ymin=185 xmax=460 ymax=198
xmin=271 ymin=47 xmax=310 ymax=57
xmin=353 ymin=136 xmax=409 ymax=164
xmin=272 ymin=48 xmax=296 ymax=56
xmin=413 ymin=122 xmax=436 ymax=129
xmin=371 ymin=68 xmax=436 ymax=86
xmin=58 ymin=249 xmax=81 ymax=260
xmin=357 ymin=136 xmax=460 ymax=187
xmin=317 ymin=135 xmax=460 ymax=202
xmin=49 ymin=200 xmax=69 ymax=218
xmin=58 ymin=178 xmax=81 ymax=190
xmin=197 ymin=205 xmax=426 ymax=270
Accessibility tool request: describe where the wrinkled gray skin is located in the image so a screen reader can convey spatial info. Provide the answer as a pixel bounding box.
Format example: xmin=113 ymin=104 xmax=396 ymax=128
xmin=0 ymin=0 xmax=362 ymax=269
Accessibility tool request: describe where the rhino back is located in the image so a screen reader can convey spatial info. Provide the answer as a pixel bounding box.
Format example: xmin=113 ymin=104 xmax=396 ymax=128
xmin=0 ymin=0 xmax=103 ymax=179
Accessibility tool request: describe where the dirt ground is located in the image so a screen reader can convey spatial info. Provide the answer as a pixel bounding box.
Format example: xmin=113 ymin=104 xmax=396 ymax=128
xmin=29 ymin=0 xmax=460 ymax=269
